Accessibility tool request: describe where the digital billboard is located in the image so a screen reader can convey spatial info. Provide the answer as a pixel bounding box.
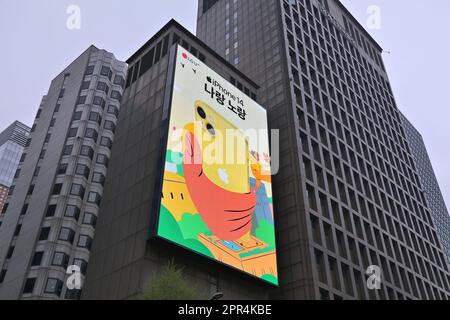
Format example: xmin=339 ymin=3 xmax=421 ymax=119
xmin=156 ymin=45 xmax=278 ymax=285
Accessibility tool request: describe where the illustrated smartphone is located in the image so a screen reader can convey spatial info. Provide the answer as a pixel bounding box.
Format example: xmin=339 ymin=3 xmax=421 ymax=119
xmin=193 ymin=100 xmax=250 ymax=194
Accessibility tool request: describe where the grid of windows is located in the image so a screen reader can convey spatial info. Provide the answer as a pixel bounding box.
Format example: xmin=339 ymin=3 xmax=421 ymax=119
xmin=400 ymin=113 xmax=450 ymax=268
xmin=0 ymin=49 xmax=126 ymax=300
xmin=198 ymin=0 xmax=450 ymax=300
xmin=281 ymin=0 xmax=450 ymax=300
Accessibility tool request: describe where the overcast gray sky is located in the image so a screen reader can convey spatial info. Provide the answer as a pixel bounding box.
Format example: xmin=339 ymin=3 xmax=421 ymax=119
xmin=0 ymin=0 xmax=448 ymax=209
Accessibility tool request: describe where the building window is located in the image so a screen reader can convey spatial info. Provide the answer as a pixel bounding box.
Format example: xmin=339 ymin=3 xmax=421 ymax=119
xmin=85 ymin=65 xmax=95 ymax=75
xmin=8 ymin=186 xmax=15 ymax=196
xmin=100 ymin=66 xmax=112 ymax=80
xmin=77 ymin=235 xmax=93 ymax=250
xmin=44 ymin=278 xmax=63 ymax=297
xmin=52 ymin=252 xmax=69 ymax=269
xmin=203 ymin=0 xmax=220 ymax=13
xmin=75 ymin=164 xmax=90 ymax=179
xmin=62 ymin=145 xmax=73 ymax=156
xmin=80 ymin=145 xmax=94 ymax=160
xmin=104 ymin=120 xmax=115 ymax=133
xmin=84 ymin=128 xmax=98 ymax=142
xmin=58 ymin=163 xmax=68 ymax=175
xmin=87 ymin=192 xmax=102 ymax=206
xmin=73 ymin=258 xmax=88 ymax=275
xmin=31 ymin=252 xmax=44 ymax=266
xmin=36 ymin=109 xmax=42 ymax=119
xmin=14 ymin=169 xmax=21 ymax=179
xmin=70 ymin=184 xmax=85 ymax=199
xmin=23 ymin=278 xmax=36 ymax=294
xmin=96 ymin=154 xmax=109 ymax=167
xmin=96 ymin=81 xmax=109 ymax=94
xmin=39 ymin=227 xmax=51 ymax=241
xmin=52 ymin=183 xmax=63 ymax=195
xmin=78 ymin=95 xmax=87 ymax=105
xmin=65 ymin=289 xmax=81 ymax=300
xmin=83 ymin=212 xmax=97 ymax=228
xmin=58 ymin=227 xmax=75 ymax=244
xmin=46 ymin=204 xmax=57 ymax=217
xmin=107 ymin=105 xmax=119 ymax=117
xmin=39 ymin=149 xmax=46 ymax=160
xmin=154 ymin=42 xmax=162 ymax=64
xmin=100 ymin=136 xmax=112 ymax=149
xmin=54 ymin=104 xmax=60 ymax=112
xmin=172 ymin=33 xmax=180 ymax=45
xmin=59 ymin=88 xmax=65 ymax=98
xmin=81 ymin=81 xmax=90 ymax=90
xmin=161 ymin=35 xmax=170 ymax=57
xmin=110 ymin=90 xmax=122 ymax=101
xmin=44 ymin=134 xmax=51 ymax=143
xmin=138 ymin=48 xmax=154 ymax=76
xmin=113 ymin=75 xmax=125 ymax=87
xmin=65 ymin=205 xmax=80 ymax=221
xmin=89 ymin=112 xmax=102 ymax=125
xmin=72 ymin=111 xmax=82 ymax=121
xmin=125 ymin=65 xmax=134 ymax=88
xmin=67 ymin=127 xmax=78 ymax=138
xmin=93 ymin=96 xmax=105 ymax=108
xmin=92 ymin=172 xmax=105 ymax=186
xmin=189 ymin=46 xmax=198 ymax=57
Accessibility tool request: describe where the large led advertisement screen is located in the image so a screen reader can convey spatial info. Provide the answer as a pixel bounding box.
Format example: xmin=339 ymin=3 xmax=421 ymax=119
xmin=156 ymin=45 xmax=278 ymax=285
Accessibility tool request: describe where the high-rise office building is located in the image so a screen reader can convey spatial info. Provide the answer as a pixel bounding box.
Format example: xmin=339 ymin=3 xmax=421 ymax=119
xmin=197 ymin=0 xmax=450 ymax=299
xmin=82 ymin=20 xmax=270 ymax=300
xmin=0 ymin=46 xmax=127 ymax=299
xmin=0 ymin=121 xmax=30 ymax=215
xmin=400 ymin=112 xmax=450 ymax=268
